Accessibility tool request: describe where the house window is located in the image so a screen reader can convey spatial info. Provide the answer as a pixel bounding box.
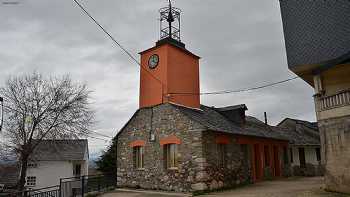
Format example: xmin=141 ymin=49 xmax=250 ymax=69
xmin=27 ymin=163 xmax=37 ymax=168
xmin=290 ymin=148 xmax=293 ymax=163
xmin=73 ymin=164 xmax=81 ymax=177
xmin=26 ymin=176 xmax=36 ymax=186
xmin=316 ymin=147 xmax=321 ymax=162
xmin=217 ymin=144 xmax=226 ymax=168
xmin=164 ymin=144 xmax=178 ymax=169
xmin=133 ymin=146 xmax=144 ymax=169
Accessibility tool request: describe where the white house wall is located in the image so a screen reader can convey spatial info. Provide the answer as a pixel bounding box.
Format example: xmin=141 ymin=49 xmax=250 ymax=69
xmin=26 ymin=160 xmax=88 ymax=189
xmin=291 ymin=146 xmax=320 ymax=166
xmin=26 ymin=161 xmax=73 ymax=189
xmin=84 ymin=147 xmax=89 ymax=176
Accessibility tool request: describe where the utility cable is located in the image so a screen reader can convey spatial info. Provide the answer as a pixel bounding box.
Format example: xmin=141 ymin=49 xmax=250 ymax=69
xmin=71 ymin=0 xmax=299 ymax=96
xmin=169 ymin=76 xmax=299 ymax=96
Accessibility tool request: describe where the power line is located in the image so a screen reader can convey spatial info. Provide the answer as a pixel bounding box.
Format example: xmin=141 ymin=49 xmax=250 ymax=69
xmin=86 ymin=129 xmax=114 ymax=139
xmin=169 ymin=76 xmax=299 ymax=96
xmin=71 ymin=0 xmax=164 ymax=87
xmin=87 ymin=135 xmax=110 ymax=142
xmin=71 ymin=0 xmax=299 ymax=96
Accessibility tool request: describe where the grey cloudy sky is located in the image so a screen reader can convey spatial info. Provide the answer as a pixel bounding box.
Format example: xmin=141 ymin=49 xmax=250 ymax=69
xmin=0 ymin=0 xmax=316 ymax=156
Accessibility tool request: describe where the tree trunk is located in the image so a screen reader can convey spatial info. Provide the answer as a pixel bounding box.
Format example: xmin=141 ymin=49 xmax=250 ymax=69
xmin=18 ymin=154 xmax=29 ymax=192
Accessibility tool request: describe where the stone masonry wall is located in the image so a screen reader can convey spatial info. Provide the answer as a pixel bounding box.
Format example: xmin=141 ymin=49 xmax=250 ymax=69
xmin=319 ymin=115 xmax=350 ymax=193
xmin=199 ymin=132 xmax=252 ymax=190
xmin=116 ymin=103 xmax=207 ymax=192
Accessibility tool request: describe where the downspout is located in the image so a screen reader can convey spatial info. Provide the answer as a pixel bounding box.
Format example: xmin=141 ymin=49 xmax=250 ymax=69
xmin=115 ymin=134 xmax=118 ymax=187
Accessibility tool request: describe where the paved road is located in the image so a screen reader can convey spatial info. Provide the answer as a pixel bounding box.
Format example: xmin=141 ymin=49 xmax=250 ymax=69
xmin=101 ymin=177 xmax=349 ymax=197
xmin=203 ymin=177 xmax=336 ymax=197
xmin=100 ymin=189 xmax=189 ymax=197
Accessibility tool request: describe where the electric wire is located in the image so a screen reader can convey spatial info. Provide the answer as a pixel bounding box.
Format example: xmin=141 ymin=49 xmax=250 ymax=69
xmin=169 ymin=76 xmax=299 ymax=96
xmin=72 ymin=0 xmax=164 ymax=86
xmin=71 ymin=0 xmax=299 ymax=97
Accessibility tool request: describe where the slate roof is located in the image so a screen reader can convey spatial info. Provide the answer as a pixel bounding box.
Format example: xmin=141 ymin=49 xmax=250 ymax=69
xmin=279 ymin=0 xmax=350 ymax=68
xmin=0 ymin=164 xmax=18 ymax=187
xmin=30 ymin=139 xmax=88 ymax=161
xmin=274 ymin=118 xmax=320 ymax=146
xmin=172 ymin=104 xmax=288 ymax=141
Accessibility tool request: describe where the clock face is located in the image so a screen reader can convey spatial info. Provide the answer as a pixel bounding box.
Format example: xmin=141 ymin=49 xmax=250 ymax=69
xmin=148 ymin=54 xmax=159 ymax=69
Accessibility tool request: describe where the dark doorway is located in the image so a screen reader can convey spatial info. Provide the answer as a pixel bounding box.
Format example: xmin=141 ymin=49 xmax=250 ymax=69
xmin=254 ymin=144 xmax=260 ymax=180
xmin=273 ymin=146 xmax=280 ymax=176
xmin=264 ymin=145 xmax=270 ymax=167
xmin=315 ymin=147 xmax=321 ymax=162
xmin=299 ymin=147 xmax=306 ymax=167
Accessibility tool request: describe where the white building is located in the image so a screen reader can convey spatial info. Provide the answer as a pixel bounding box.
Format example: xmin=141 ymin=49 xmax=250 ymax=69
xmin=25 ymin=139 xmax=89 ymax=189
xmin=277 ymin=118 xmax=323 ymax=176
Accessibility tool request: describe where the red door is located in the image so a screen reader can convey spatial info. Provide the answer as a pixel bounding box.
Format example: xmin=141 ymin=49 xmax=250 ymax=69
xmin=273 ymin=146 xmax=281 ymax=176
xmin=254 ymin=144 xmax=261 ymax=180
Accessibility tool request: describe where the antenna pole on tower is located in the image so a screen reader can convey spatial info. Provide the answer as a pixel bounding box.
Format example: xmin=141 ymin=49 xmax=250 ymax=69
xmin=167 ymin=0 xmax=174 ymax=39
xmin=159 ymin=0 xmax=181 ymax=41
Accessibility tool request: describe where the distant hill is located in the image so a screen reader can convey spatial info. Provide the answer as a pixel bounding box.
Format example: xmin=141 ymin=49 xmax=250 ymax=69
xmin=88 ymin=151 xmax=102 ymax=169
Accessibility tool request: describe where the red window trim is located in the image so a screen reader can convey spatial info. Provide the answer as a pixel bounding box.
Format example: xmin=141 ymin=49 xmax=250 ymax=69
xmin=216 ymin=135 xmax=230 ymax=144
xmin=160 ymin=135 xmax=181 ymax=146
xmin=130 ymin=140 xmax=145 ymax=147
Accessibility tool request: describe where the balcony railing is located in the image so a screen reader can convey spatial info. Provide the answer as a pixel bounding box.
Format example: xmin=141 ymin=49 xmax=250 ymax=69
xmin=316 ymin=89 xmax=350 ymax=111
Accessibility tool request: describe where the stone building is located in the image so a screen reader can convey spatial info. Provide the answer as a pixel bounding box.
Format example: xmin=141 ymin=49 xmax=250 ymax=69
xmin=276 ymin=118 xmax=323 ymax=176
xmin=279 ymin=0 xmax=350 ymax=193
xmin=116 ymin=103 xmax=290 ymax=192
xmin=116 ymin=2 xmax=290 ymax=192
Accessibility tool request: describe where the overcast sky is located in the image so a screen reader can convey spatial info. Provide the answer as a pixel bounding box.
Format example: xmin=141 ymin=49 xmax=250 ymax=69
xmin=0 ymin=0 xmax=316 ymax=157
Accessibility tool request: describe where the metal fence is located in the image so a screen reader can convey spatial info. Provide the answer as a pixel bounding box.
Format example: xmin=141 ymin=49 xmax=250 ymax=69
xmin=1 ymin=174 xmax=116 ymax=197
xmin=60 ymin=174 xmax=116 ymax=197
xmin=0 ymin=186 xmax=59 ymax=197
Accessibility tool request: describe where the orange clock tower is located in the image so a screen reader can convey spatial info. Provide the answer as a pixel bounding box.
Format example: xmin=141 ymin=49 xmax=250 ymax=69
xmin=139 ymin=2 xmax=200 ymax=109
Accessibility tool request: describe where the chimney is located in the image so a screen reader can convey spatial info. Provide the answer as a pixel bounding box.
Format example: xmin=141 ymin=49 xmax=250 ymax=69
xmin=264 ymin=112 xmax=268 ymax=125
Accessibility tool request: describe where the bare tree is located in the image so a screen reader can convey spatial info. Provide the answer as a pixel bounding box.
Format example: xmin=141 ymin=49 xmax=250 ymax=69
xmin=0 ymin=73 xmax=94 ymax=191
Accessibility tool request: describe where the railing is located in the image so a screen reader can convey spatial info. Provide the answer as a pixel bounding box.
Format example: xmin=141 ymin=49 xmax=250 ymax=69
xmin=60 ymin=174 xmax=116 ymax=197
xmin=2 ymin=174 xmax=116 ymax=197
xmin=0 ymin=186 xmax=59 ymax=197
xmin=316 ymin=89 xmax=350 ymax=111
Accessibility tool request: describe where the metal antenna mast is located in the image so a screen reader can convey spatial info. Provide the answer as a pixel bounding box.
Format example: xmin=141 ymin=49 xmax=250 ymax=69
xmin=167 ymin=0 xmax=174 ymax=38
xmin=159 ymin=0 xmax=181 ymax=41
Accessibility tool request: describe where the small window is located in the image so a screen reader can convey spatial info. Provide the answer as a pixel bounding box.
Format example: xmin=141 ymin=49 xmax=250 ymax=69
xmin=26 ymin=176 xmax=36 ymax=186
xmin=217 ymin=144 xmax=226 ymax=168
xmin=28 ymin=163 xmax=37 ymax=168
xmin=73 ymin=164 xmax=81 ymax=177
xmin=133 ymin=146 xmax=144 ymax=169
xmin=164 ymin=144 xmax=178 ymax=169
xmin=316 ymin=147 xmax=321 ymax=162
xmin=290 ymin=148 xmax=293 ymax=163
